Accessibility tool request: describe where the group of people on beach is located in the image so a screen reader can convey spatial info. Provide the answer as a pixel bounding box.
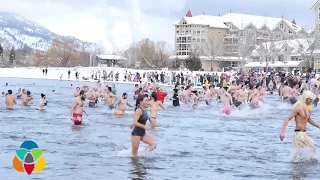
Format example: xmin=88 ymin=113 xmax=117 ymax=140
xmin=2 ymin=69 xmax=320 ymax=160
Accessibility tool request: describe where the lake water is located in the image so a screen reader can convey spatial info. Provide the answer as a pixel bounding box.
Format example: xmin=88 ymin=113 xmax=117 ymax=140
xmin=0 ymin=78 xmax=320 ymax=180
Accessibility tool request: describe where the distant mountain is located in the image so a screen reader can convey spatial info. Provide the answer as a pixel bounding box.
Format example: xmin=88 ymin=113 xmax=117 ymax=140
xmin=0 ymin=11 xmax=98 ymax=52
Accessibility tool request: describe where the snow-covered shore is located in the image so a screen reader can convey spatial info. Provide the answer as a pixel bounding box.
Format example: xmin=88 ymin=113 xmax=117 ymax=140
xmin=0 ymin=67 xmax=227 ymax=87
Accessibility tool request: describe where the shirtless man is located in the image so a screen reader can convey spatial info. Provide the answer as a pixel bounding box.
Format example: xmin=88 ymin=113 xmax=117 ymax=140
xmin=234 ymin=85 xmax=246 ymax=108
xmin=114 ymin=93 xmax=132 ymax=115
xmin=37 ymin=93 xmax=47 ymax=111
xmin=74 ymin=87 xmax=81 ymax=97
xmin=281 ymin=82 xmax=292 ymax=102
xmin=204 ymin=86 xmax=212 ymax=105
xmin=104 ymin=87 xmax=116 ymax=109
xmin=192 ymin=90 xmax=199 ymax=110
xmin=290 ymin=84 xmax=300 ymax=105
xmin=21 ymin=89 xmax=29 ymax=106
xmin=71 ymin=90 xmax=88 ymax=125
xmin=87 ymin=90 xmax=97 ymax=107
xmin=280 ymin=90 xmax=319 ymax=162
xmin=5 ymin=90 xmax=16 ymax=110
xmin=248 ymin=88 xmax=261 ymax=109
xmin=149 ymin=92 xmax=165 ymax=127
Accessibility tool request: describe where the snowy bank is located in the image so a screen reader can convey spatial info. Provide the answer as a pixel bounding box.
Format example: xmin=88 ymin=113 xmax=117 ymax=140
xmin=0 ymin=67 xmax=229 ymax=87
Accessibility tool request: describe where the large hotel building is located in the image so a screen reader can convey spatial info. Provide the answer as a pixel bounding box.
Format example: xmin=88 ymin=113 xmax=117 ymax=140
xmin=171 ymin=4 xmax=320 ymax=72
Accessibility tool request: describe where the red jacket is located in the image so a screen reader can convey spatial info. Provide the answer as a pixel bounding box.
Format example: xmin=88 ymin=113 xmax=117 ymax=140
xmin=156 ymin=91 xmax=167 ymax=104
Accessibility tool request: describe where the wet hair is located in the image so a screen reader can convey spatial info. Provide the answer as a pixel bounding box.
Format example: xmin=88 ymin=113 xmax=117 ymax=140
xmin=107 ymin=87 xmax=112 ymax=92
xmin=151 ymin=92 xmax=158 ymax=101
xmin=122 ymin=92 xmax=127 ymax=97
xmin=8 ymin=90 xmax=12 ymax=94
xmin=27 ymin=91 xmax=31 ymax=95
xmin=135 ymin=94 xmax=148 ymax=111
xmin=79 ymin=90 xmax=85 ymax=95
xmin=223 ymin=87 xmax=228 ymax=91
xmin=41 ymin=93 xmax=45 ymax=98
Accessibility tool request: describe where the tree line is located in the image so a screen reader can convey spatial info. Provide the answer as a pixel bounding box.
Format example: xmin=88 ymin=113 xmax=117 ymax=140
xmin=0 ymin=37 xmax=203 ymax=71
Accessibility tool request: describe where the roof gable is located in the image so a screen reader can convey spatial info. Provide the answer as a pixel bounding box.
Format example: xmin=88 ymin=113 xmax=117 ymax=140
xmin=311 ymin=0 xmax=320 ymax=11
xmin=243 ymin=23 xmax=257 ymax=30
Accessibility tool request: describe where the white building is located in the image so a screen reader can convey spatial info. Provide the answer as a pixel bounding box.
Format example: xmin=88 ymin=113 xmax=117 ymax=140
xmin=170 ymin=9 xmax=304 ymax=71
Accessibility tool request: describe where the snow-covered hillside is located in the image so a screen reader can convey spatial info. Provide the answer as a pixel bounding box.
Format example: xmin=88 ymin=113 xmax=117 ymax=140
xmin=0 ymin=11 xmax=98 ymax=52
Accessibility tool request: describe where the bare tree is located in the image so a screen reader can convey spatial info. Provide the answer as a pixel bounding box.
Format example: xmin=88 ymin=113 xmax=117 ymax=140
xmin=155 ymin=41 xmax=171 ymax=68
xmin=201 ymin=33 xmax=224 ymax=71
xmin=237 ymin=30 xmax=256 ymax=70
xmin=47 ymin=37 xmax=77 ymax=66
xmin=298 ymin=31 xmax=320 ymax=69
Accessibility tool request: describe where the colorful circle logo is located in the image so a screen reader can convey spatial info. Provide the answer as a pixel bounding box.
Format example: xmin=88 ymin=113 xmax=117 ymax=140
xmin=12 ymin=140 xmax=46 ymax=175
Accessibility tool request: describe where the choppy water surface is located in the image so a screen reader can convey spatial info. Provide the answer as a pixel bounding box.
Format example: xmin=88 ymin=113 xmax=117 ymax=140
xmin=0 ymin=78 xmax=320 ymax=180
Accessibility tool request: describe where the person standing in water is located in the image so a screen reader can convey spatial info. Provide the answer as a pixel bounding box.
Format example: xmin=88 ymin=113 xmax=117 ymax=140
xmin=5 ymin=90 xmax=16 ymax=110
xmin=172 ymin=87 xmax=180 ymax=107
xmin=280 ymin=90 xmax=320 ymax=162
xmin=149 ymin=92 xmax=165 ymax=127
xmin=114 ymin=93 xmax=133 ymax=115
xmin=131 ymin=94 xmax=157 ymax=157
xmin=37 ymin=93 xmax=47 ymax=111
xmin=192 ymin=90 xmax=199 ymax=110
xmin=221 ymin=87 xmax=232 ymax=115
xmin=71 ymin=90 xmax=88 ymax=125
xmin=104 ymin=87 xmax=116 ymax=109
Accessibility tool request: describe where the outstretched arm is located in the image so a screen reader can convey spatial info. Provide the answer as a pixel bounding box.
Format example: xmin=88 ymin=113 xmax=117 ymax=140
xmin=308 ymin=118 xmax=320 ymax=129
xmin=280 ymin=107 xmax=299 ymax=140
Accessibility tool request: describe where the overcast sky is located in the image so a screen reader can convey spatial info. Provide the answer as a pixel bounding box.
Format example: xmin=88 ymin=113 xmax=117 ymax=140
xmin=0 ymin=0 xmax=317 ymax=52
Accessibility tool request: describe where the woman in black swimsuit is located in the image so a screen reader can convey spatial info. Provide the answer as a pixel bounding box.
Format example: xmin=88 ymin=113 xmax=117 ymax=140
xmin=131 ymin=94 xmax=157 ymax=157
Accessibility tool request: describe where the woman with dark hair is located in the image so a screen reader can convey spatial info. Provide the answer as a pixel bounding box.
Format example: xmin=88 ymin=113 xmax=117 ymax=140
xmin=148 ymin=92 xmax=165 ymax=127
xmin=131 ymin=94 xmax=157 ymax=156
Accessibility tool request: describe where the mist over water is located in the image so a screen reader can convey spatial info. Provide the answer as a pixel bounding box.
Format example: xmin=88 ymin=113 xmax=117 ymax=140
xmin=1 ymin=78 xmax=320 ymax=179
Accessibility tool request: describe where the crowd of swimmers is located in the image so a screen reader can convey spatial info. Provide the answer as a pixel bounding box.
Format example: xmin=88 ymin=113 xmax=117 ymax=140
xmin=2 ymin=70 xmax=320 ymax=160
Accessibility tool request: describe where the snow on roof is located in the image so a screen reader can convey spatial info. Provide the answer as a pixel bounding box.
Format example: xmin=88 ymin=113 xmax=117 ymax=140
xmin=174 ymin=15 xmax=229 ymax=29
xmin=174 ymin=13 xmax=301 ymax=32
xmin=169 ymin=55 xmax=243 ymax=61
xmin=259 ymin=39 xmax=315 ymax=53
xmin=96 ymin=54 xmax=127 ymax=61
xmin=221 ymin=13 xmax=301 ymax=32
xmin=311 ymin=0 xmax=320 ymax=11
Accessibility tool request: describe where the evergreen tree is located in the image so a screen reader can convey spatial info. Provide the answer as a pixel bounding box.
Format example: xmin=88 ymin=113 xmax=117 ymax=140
xmin=9 ymin=46 xmax=16 ymax=66
xmin=184 ymin=52 xmax=202 ymax=71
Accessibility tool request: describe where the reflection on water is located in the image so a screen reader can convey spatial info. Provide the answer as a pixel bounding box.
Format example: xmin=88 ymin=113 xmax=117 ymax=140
xmin=130 ymin=157 xmax=148 ymax=180
xmin=290 ymin=162 xmax=317 ymax=180
xmin=0 ymin=78 xmax=320 ymax=180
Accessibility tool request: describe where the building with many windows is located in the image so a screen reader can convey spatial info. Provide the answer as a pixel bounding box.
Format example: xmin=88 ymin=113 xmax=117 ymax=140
xmin=244 ymin=1 xmax=320 ymax=74
xmin=170 ymin=9 xmax=306 ymax=71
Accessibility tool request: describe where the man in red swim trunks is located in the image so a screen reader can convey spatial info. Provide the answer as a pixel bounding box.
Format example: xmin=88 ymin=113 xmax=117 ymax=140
xmin=156 ymin=87 xmax=167 ymax=104
xmin=70 ymin=90 xmax=88 ymax=125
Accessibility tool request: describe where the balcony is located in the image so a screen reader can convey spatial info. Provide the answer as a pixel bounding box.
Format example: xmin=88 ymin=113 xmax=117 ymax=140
xmin=177 ymin=33 xmax=192 ymax=37
xmin=176 ymin=40 xmax=192 ymax=44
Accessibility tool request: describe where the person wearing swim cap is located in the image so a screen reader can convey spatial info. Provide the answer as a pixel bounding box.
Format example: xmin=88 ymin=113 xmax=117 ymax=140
xmin=70 ymin=90 xmax=88 ymax=125
xmin=280 ymin=90 xmax=320 ymax=162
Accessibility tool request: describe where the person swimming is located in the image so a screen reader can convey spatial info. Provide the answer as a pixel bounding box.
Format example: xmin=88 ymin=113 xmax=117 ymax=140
xmin=131 ymin=94 xmax=157 ymax=157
